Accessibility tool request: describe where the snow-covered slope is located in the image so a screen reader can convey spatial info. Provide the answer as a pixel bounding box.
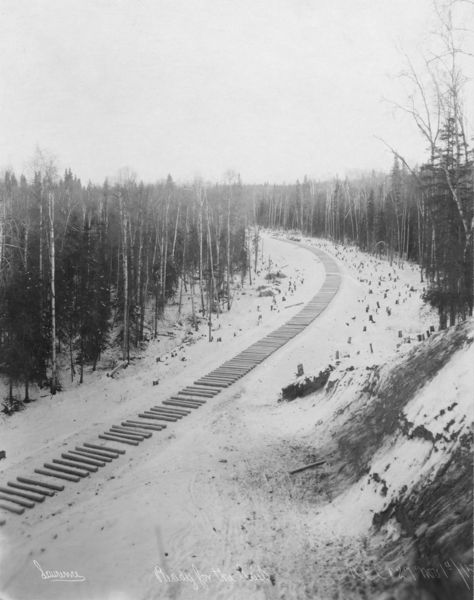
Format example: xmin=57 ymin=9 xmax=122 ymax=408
xmin=0 ymin=233 xmax=471 ymax=600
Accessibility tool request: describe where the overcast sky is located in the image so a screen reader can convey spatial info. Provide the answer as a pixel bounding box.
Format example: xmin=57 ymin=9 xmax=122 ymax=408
xmin=0 ymin=0 xmax=472 ymax=183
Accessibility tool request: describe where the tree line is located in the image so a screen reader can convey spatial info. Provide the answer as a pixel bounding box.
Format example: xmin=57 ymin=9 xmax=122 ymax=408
xmin=1 ymin=137 xmax=472 ymax=404
xmin=0 ymin=165 xmax=251 ymax=402
xmin=256 ymin=1 xmax=473 ymax=331
xmin=254 ymin=123 xmax=473 ymax=329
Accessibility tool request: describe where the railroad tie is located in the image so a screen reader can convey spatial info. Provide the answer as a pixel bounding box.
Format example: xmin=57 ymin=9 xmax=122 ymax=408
xmin=43 ymin=463 xmax=90 ymax=478
xmin=0 ymin=494 xmax=35 ymax=509
xmin=108 ymin=427 xmax=148 ymax=440
xmin=169 ymin=396 xmax=206 ymax=404
xmin=99 ymin=433 xmax=139 ymax=446
xmin=0 ymin=486 xmax=45 ymax=503
xmin=34 ymin=468 xmax=81 ymax=482
xmin=149 ymin=408 xmax=186 ymax=418
xmin=52 ymin=458 xmax=98 ymax=473
xmin=17 ymin=476 xmax=64 ymax=492
xmin=123 ymin=420 xmax=166 ymax=431
xmin=112 ymin=425 xmax=152 ymax=438
xmin=7 ymin=481 xmax=55 ymax=497
xmin=141 ymin=411 xmax=178 ymax=422
xmin=66 ymin=452 xmax=106 ymax=467
xmin=73 ymin=448 xmax=114 ymax=462
xmin=163 ymin=399 xmax=202 ymax=409
xmin=0 ymin=502 xmax=25 ymax=515
xmin=83 ymin=443 xmax=124 ymax=455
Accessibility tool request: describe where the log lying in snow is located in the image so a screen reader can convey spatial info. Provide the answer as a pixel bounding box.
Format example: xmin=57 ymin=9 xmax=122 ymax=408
xmin=73 ymin=447 xmax=113 ymax=462
xmin=83 ymin=442 xmax=124 ymax=455
xmin=163 ymin=400 xmax=200 ymax=409
xmin=109 ymin=426 xmax=149 ymax=440
xmin=0 ymin=486 xmax=45 ymax=503
xmin=43 ymin=463 xmax=89 ymax=478
xmin=34 ymin=468 xmax=80 ymax=482
xmin=17 ymin=476 xmax=64 ymax=491
xmin=289 ymin=460 xmax=326 ymax=475
xmin=106 ymin=361 xmax=128 ymax=378
xmin=0 ymin=493 xmax=35 ymax=509
xmin=63 ymin=453 xmax=105 ymax=467
xmin=112 ymin=425 xmax=152 ymax=437
xmin=99 ymin=433 xmax=139 ymax=446
xmin=8 ymin=481 xmax=55 ymax=497
xmin=0 ymin=502 xmax=24 ymax=515
xmin=141 ymin=411 xmax=177 ymax=422
xmin=53 ymin=458 xmax=97 ymax=473
xmin=124 ymin=420 xmax=166 ymax=431
xmin=169 ymin=396 xmax=206 ymax=405
xmin=151 ymin=406 xmax=189 ymax=416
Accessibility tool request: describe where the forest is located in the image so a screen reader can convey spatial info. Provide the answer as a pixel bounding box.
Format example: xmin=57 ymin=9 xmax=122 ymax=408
xmin=0 ymin=167 xmax=252 ymax=403
xmin=0 ymin=3 xmax=472 ymax=406
xmin=255 ymin=128 xmax=473 ymax=328
xmin=255 ymin=9 xmax=473 ymax=331
xmin=1 ymin=122 xmax=472 ymax=405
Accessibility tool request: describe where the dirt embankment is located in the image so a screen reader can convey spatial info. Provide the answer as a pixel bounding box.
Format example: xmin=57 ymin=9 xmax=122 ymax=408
xmin=336 ymin=320 xmax=472 ymax=482
xmin=373 ymin=438 xmax=472 ymax=600
xmin=346 ymin=322 xmax=472 ymax=599
xmin=275 ymin=319 xmax=473 ymax=599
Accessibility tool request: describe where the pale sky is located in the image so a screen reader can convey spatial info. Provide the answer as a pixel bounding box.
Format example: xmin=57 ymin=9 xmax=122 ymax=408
xmin=0 ymin=0 xmax=472 ymax=183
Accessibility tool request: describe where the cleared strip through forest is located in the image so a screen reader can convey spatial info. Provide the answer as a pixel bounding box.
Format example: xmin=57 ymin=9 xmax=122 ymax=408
xmin=0 ymin=242 xmax=340 ymax=519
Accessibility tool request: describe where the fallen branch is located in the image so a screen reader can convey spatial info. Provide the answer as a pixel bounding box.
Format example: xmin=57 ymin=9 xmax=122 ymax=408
xmin=289 ymin=460 xmax=326 ymax=475
xmin=106 ymin=361 xmax=128 ymax=378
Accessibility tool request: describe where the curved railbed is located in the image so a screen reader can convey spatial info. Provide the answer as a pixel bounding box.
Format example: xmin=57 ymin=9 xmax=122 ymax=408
xmin=0 ymin=243 xmax=340 ymax=518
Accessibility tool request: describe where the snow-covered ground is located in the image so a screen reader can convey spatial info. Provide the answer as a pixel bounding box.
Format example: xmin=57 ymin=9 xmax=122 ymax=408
xmin=0 ymin=231 xmax=471 ymax=600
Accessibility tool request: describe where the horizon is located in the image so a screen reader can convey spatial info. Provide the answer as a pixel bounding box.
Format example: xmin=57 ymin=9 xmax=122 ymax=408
xmin=0 ymin=153 xmax=401 ymax=187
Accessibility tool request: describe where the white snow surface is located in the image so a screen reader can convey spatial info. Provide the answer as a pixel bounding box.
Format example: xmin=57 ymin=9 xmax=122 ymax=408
xmin=0 ymin=231 xmax=471 ymax=600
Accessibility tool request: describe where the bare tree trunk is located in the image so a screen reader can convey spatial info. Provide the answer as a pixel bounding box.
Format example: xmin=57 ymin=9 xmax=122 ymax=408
xmin=190 ymin=278 xmax=197 ymax=331
xmin=215 ymin=213 xmax=221 ymax=302
xmin=178 ymin=207 xmax=188 ymax=316
xmin=136 ymin=207 xmax=144 ymax=343
xmin=159 ymin=205 xmax=165 ymax=318
xmin=39 ymin=195 xmax=43 ymax=283
xmin=24 ymin=221 xmax=29 ymax=270
xmin=226 ymin=192 xmax=231 ymax=310
xmin=69 ymin=334 xmax=75 ymax=383
xmin=141 ymin=252 xmax=149 ymax=339
xmin=254 ymin=227 xmax=259 ymax=274
xmin=0 ymin=191 xmax=5 ymax=269
xmin=79 ymin=336 xmax=84 ymax=384
xmin=246 ymin=220 xmax=252 ymax=286
xmin=151 ymin=227 xmax=159 ymax=337
xmin=119 ymin=192 xmax=129 ymax=363
xmin=48 ymin=191 xmax=58 ymax=394
xmin=197 ymin=188 xmax=205 ymax=314
xmin=161 ymin=199 xmax=169 ymax=313
xmin=205 ymin=192 xmax=219 ymax=317
xmin=171 ymin=205 xmax=180 ymax=261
